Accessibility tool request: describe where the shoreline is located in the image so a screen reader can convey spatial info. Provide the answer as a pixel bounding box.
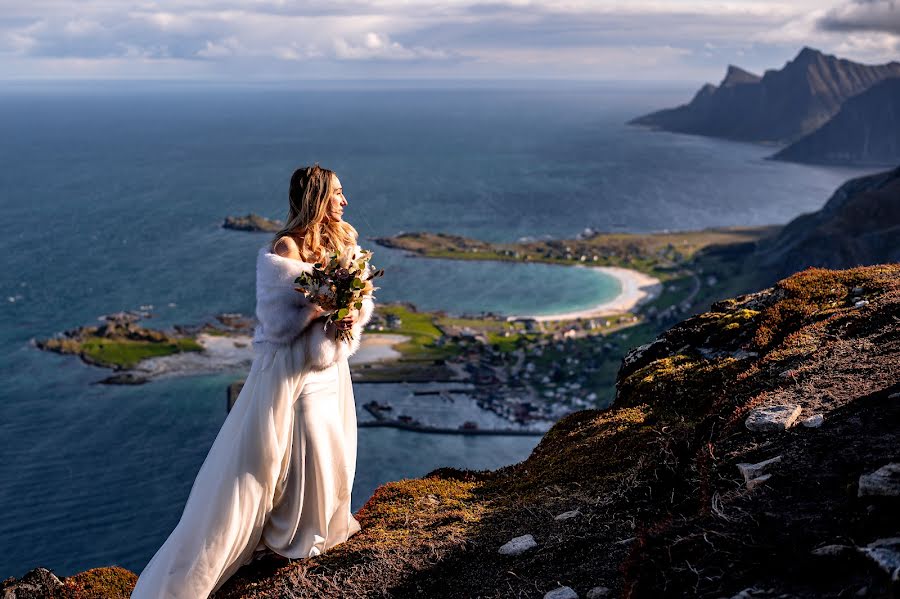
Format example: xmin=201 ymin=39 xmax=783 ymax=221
xmin=358 ymin=419 xmax=548 ymax=436
xmin=378 ymin=246 xmax=663 ymax=322
xmin=349 ymin=334 xmax=409 ymax=365
xmin=510 ymin=265 xmax=663 ymax=322
xmin=115 ymin=332 xmax=411 ymax=382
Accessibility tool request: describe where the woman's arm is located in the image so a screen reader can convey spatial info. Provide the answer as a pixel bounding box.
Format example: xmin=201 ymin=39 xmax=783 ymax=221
xmin=303 ymin=296 xmax=376 ymax=370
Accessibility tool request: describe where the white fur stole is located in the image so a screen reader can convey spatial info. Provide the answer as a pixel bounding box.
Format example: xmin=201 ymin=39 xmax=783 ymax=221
xmin=253 ymin=244 xmax=375 ymax=371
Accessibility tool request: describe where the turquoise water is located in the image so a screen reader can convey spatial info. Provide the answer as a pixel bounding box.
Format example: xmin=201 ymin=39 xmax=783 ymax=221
xmin=0 ymin=81 xmax=876 ymax=579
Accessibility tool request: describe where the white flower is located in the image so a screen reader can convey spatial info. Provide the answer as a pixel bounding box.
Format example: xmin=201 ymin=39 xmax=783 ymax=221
xmin=337 ymin=245 xmax=358 ymax=269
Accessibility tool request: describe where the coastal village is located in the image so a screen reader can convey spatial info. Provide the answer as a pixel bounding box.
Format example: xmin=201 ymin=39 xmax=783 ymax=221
xmin=348 ymin=226 xmax=767 ymax=433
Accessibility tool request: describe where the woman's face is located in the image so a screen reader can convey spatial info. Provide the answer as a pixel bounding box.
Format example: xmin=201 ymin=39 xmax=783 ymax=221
xmin=326 ymin=174 xmax=348 ymax=222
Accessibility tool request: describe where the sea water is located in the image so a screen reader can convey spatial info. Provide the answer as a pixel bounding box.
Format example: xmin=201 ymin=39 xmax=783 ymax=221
xmin=0 ymin=80 xmax=874 ymax=578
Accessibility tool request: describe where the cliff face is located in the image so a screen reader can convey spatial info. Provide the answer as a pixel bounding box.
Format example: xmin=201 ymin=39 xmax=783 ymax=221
xmin=751 ymin=166 xmax=900 ymax=286
xmin=772 ymin=78 xmax=900 ymax=166
xmin=9 ymin=265 xmax=898 ymax=598
xmin=630 ymin=47 xmax=900 ymax=143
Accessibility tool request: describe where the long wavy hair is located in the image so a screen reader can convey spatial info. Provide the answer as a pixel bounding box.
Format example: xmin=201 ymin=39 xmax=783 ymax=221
xmin=271 ymin=164 xmax=358 ymax=264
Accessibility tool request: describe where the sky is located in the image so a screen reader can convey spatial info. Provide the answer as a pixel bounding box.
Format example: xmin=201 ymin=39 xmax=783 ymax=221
xmin=0 ymin=0 xmax=898 ymax=83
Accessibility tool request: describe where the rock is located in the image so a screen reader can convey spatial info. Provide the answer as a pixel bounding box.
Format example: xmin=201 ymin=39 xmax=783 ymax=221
xmin=0 ymin=567 xmax=64 ymax=598
xmin=867 ymin=537 xmax=900 ymax=549
xmin=586 ymin=587 xmax=611 ymax=598
xmin=96 ymin=372 xmax=150 ymax=385
xmin=889 ymin=392 xmax=900 ymax=399
xmin=745 ymin=474 xmax=771 ymax=490
xmin=811 ymin=544 xmax=856 ymax=557
xmin=737 ymin=455 xmax=783 ymax=481
xmin=498 ymin=534 xmax=537 ymax=555
xmin=419 ymin=493 xmax=440 ymax=506
xmin=737 ymin=455 xmax=782 ymax=489
xmin=855 ymin=586 xmax=868 ymax=596
xmin=858 ymin=463 xmax=900 ymax=497
xmin=545 ymin=586 xmax=578 ymax=599
xmin=222 ymin=213 xmax=283 ymax=232
xmin=859 ymin=547 xmax=900 ymax=582
xmin=801 ymin=414 xmax=824 ymax=428
xmin=745 ymin=404 xmax=802 ymax=432
xmin=555 ymin=509 xmax=581 ymax=521
xmin=854 ymin=300 xmax=869 ymax=308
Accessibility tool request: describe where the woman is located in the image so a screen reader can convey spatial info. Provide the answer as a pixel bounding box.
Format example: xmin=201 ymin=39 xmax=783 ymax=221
xmin=132 ymin=164 xmax=374 ymax=598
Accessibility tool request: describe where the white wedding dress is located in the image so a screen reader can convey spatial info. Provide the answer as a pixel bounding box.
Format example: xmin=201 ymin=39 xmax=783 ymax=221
xmin=131 ymin=244 xmax=374 ymax=598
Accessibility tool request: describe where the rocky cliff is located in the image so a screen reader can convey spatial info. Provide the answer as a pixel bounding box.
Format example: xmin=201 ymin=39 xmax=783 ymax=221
xmin=5 ymin=264 xmax=899 ymax=598
xmin=751 ymin=166 xmax=900 ymax=286
xmin=630 ymin=47 xmax=900 ymax=144
xmin=772 ymin=78 xmax=900 ymax=166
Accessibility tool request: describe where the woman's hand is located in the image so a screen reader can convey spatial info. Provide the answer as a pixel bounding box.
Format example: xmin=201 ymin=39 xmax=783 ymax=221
xmin=335 ymin=308 xmax=359 ymax=332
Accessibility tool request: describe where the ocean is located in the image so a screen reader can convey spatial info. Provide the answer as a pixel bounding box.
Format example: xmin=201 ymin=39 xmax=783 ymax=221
xmin=0 ymin=80 xmax=873 ymax=579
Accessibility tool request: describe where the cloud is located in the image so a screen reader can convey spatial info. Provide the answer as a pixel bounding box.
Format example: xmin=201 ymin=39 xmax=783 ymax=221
xmin=0 ymin=0 xmax=895 ymax=80
xmin=332 ymin=32 xmax=453 ymax=60
xmin=819 ymin=0 xmax=900 ymax=35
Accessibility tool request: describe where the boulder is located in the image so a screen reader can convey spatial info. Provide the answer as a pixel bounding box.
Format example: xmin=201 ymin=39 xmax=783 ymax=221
xmin=554 ymin=510 xmax=581 ymax=521
xmin=858 ymin=463 xmax=900 ymax=497
xmin=745 ymin=404 xmax=802 ymax=432
xmin=498 ymin=534 xmax=537 ymax=556
xmin=0 ymin=567 xmax=64 ymax=598
xmin=801 ymin=414 xmax=824 ymax=428
xmin=545 ymin=586 xmax=578 ymax=599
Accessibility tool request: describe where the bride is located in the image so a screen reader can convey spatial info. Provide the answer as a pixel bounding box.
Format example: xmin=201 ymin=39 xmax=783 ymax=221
xmin=132 ymin=164 xmax=374 ymax=598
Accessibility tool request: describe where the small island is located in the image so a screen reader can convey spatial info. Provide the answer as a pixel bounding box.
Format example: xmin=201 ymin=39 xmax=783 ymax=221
xmin=33 ymin=310 xmax=262 ymax=384
xmin=222 ymin=213 xmax=284 ymax=232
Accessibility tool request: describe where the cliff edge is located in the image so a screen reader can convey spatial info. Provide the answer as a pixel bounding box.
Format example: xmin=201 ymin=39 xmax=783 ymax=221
xmin=4 ymin=265 xmax=899 ymax=598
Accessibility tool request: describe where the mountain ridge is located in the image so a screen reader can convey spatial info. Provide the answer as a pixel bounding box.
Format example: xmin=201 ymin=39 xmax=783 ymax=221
xmin=750 ymin=165 xmax=900 ymax=286
xmin=772 ymin=78 xmax=900 ymax=166
xmin=630 ymin=47 xmax=900 ymax=144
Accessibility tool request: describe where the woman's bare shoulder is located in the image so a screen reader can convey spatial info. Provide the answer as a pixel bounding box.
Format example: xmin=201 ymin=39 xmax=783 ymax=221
xmin=272 ymin=235 xmax=301 ymax=259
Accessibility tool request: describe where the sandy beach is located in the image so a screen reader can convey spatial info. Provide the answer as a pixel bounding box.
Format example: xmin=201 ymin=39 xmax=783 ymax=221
xmin=120 ymin=332 xmax=409 ymax=381
xmin=514 ymin=265 xmax=662 ymax=322
xmin=349 ymin=334 xmax=409 ymax=365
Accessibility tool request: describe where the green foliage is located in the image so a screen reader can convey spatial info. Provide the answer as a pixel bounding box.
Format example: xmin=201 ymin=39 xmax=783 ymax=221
xmin=80 ymin=336 xmax=202 ymax=369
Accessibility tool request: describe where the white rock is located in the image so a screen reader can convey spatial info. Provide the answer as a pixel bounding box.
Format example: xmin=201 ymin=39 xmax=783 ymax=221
xmin=586 ymin=587 xmax=611 ymax=598
xmin=737 ymin=455 xmax=783 ymax=489
xmin=744 ymin=404 xmax=802 ymax=432
xmin=811 ymin=544 xmax=856 ymax=557
xmin=888 ymin=392 xmax=900 ymax=399
xmin=746 ymin=473 xmax=772 ymax=490
xmin=544 ymin=586 xmax=578 ymax=599
xmin=860 ymin=547 xmax=900 ymax=582
xmin=858 ymin=463 xmax=900 ymax=497
xmin=498 ymin=534 xmax=537 ymax=555
xmin=867 ymin=537 xmax=900 ymax=549
xmin=854 ymin=300 xmax=869 ymax=308
xmin=555 ymin=510 xmax=581 ymax=521
xmin=801 ymin=414 xmax=824 ymax=428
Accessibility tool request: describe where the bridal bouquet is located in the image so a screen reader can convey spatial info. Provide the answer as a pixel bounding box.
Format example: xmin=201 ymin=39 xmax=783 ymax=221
xmin=293 ymin=245 xmax=384 ymax=342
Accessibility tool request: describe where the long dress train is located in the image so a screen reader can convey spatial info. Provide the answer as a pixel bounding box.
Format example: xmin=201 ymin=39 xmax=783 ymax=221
xmin=131 ymin=245 xmax=372 ymax=598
